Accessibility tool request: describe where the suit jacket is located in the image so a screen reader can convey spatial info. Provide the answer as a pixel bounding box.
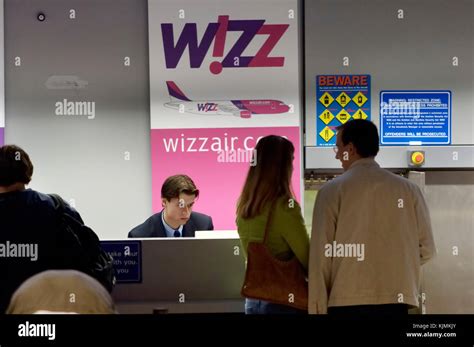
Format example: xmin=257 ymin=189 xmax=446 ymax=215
xmin=128 ymin=210 xmax=214 ymax=238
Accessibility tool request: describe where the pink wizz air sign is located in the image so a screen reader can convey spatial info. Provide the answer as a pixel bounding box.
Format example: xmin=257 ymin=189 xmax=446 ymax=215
xmin=0 ymin=0 xmax=4 ymax=145
xmin=148 ymin=1 xmax=301 ymax=229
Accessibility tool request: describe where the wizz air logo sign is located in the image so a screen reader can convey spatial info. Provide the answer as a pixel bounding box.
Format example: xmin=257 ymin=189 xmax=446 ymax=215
xmin=162 ymin=15 xmax=289 ymax=75
xmin=197 ymin=103 xmax=218 ymax=112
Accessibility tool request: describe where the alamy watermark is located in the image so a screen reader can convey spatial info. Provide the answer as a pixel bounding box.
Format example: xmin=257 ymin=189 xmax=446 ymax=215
xmin=55 ymin=99 xmax=95 ymax=119
xmin=217 ymin=149 xmax=257 ymax=166
xmin=18 ymin=321 xmax=55 ymax=341
xmin=380 ymin=100 xmax=421 ymax=116
xmin=0 ymin=241 xmax=38 ymax=261
xmin=325 ymin=241 xmax=365 ymax=261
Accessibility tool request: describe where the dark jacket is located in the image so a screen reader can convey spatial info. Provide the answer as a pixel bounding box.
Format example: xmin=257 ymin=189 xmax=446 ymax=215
xmin=0 ymin=189 xmax=82 ymax=313
xmin=128 ymin=210 xmax=213 ymax=238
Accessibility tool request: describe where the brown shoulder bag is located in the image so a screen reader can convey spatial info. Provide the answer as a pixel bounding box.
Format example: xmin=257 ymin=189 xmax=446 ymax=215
xmin=240 ymin=201 xmax=308 ymax=311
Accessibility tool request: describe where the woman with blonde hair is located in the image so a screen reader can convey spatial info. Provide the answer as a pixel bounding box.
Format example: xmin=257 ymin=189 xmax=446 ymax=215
xmin=237 ymin=135 xmax=309 ymax=314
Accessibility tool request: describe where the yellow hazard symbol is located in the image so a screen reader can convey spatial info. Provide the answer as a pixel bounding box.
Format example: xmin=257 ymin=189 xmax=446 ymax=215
xmin=319 ymin=126 xmax=335 ymax=142
xmin=319 ymin=109 xmax=335 ymax=125
xmin=336 ymin=92 xmax=351 ymax=107
xmin=352 ymin=109 xmax=368 ymax=120
xmin=352 ymin=92 xmax=368 ymax=107
xmin=319 ymin=92 xmax=334 ymax=107
xmin=336 ymin=109 xmax=351 ymax=124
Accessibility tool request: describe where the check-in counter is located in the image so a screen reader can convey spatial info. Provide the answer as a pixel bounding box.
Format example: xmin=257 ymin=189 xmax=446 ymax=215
xmin=101 ymin=236 xmax=246 ymax=314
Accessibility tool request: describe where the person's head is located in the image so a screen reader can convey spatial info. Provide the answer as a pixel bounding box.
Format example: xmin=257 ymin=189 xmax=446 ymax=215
xmin=161 ymin=174 xmax=199 ymax=228
xmin=6 ymin=270 xmax=116 ymax=314
xmin=0 ymin=145 xmax=34 ymax=190
xmin=237 ymin=135 xmax=295 ymax=219
xmin=335 ymin=120 xmax=379 ymax=171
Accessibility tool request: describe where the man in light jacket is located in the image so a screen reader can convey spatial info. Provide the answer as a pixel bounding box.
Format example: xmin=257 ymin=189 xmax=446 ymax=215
xmin=309 ymin=120 xmax=436 ymax=315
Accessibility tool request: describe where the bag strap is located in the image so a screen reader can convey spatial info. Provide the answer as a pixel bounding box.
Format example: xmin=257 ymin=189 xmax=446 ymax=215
xmin=49 ymin=193 xmax=85 ymax=242
xmin=49 ymin=194 xmax=66 ymax=213
xmin=262 ymin=199 xmax=278 ymax=244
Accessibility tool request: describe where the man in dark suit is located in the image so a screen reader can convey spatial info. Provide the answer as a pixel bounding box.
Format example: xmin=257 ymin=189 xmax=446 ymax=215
xmin=128 ymin=174 xmax=213 ymax=238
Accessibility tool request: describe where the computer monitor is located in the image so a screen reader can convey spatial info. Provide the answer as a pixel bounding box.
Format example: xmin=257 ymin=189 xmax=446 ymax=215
xmin=194 ymin=230 xmax=239 ymax=239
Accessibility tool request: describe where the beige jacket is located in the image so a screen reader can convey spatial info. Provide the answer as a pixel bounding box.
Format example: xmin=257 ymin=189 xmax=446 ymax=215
xmin=309 ymin=158 xmax=436 ymax=314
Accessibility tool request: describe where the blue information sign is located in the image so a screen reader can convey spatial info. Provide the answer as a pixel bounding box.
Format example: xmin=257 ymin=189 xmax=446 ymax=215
xmin=316 ymin=74 xmax=371 ymax=146
xmin=100 ymin=240 xmax=142 ymax=283
xmin=380 ymin=91 xmax=451 ymax=145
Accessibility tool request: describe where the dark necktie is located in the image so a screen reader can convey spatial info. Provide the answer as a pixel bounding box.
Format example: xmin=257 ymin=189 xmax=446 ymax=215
xmin=173 ymin=230 xmax=181 ymax=237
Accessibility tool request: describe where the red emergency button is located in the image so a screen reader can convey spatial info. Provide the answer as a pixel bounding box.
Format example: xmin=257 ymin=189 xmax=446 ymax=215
xmin=411 ymin=151 xmax=425 ymax=165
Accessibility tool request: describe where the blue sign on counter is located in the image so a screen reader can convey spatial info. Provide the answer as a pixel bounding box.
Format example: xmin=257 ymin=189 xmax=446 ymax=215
xmin=380 ymin=91 xmax=451 ymax=145
xmin=100 ymin=240 xmax=142 ymax=283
